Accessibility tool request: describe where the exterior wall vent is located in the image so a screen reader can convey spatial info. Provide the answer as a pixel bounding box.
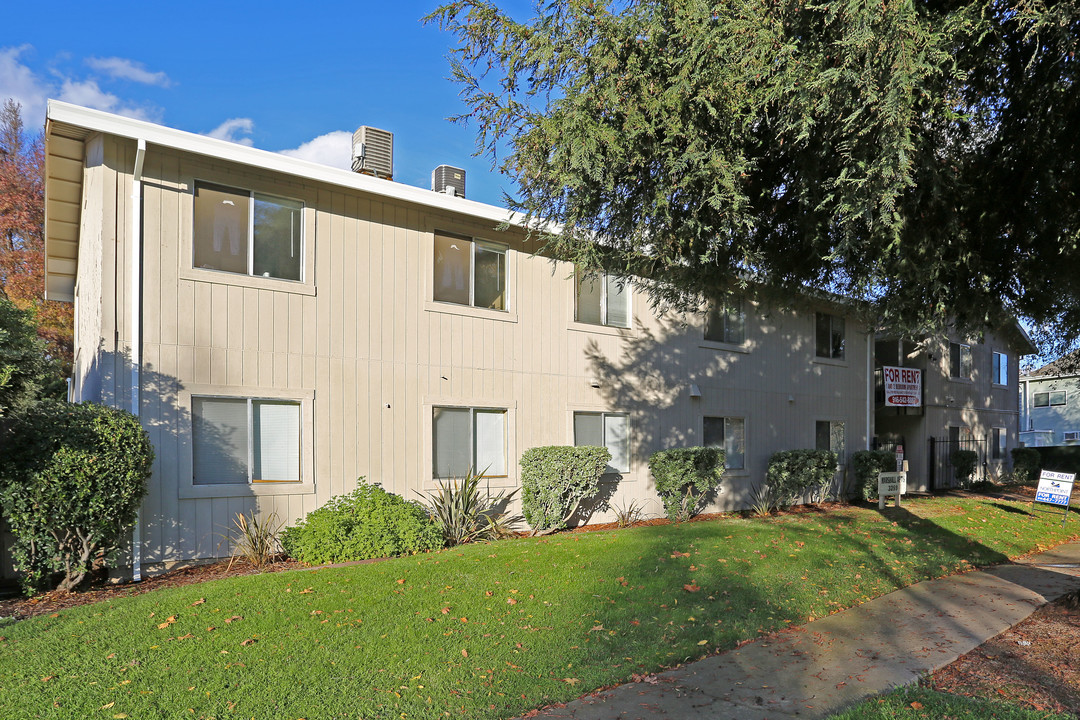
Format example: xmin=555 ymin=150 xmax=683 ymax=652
xmin=432 ymin=165 xmax=466 ymax=198
xmin=352 ymin=126 xmax=393 ymax=180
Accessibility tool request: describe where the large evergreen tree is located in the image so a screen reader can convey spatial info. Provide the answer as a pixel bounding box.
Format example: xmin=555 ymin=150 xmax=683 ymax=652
xmin=429 ymin=1 xmax=1080 ymax=350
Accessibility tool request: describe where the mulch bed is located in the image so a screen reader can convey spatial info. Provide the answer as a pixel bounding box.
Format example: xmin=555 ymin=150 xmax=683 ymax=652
xmin=925 ymin=589 xmax=1080 ymax=716
xmin=0 ymin=558 xmax=302 ymax=622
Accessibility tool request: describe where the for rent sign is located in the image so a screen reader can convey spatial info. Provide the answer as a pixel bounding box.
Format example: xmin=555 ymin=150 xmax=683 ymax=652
xmin=1035 ymin=470 xmax=1076 ymax=508
xmin=882 ymin=366 xmax=922 ymax=407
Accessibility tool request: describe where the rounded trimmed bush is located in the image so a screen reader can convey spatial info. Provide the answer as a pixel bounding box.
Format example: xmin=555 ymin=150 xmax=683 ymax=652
xmin=0 ymin=400 xmax=154 ymax=594
xmin=648 ymin=446 xmax=725 ymax=521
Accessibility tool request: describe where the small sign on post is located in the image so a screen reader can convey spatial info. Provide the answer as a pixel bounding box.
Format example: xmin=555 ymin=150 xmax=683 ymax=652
xmin=895 ymin=445 xmax=905 ymax=472
xmin=878 ymin=471 xmax=907 ymax=509
xmin=1033 ymin=470 xmax=1076 ymax=526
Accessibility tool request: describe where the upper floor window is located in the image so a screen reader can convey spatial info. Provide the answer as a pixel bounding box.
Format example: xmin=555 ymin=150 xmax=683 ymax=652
xmin=815 ymin=312 xmax=845 ymax=360
xmin=433 ymin=406 xmax=507 ymax=479
xmin=1034 ymin=391 xmax=1066 ymax=407
xmin=705 ymin=298 xmax=746 ymax=345
xmin=576 ymin=273 xmax=629 ymax=328
xmin=992 ymin=352 xmax=1008 ymax=385
xmin=433 ymin=231 xmax=507 ymax=311
xmin=193 ymin=181 xmax=303 ymax=281
xmin=704 ymin=416 xmax=746 ymax=470
xmin=193 ymin=396 xmax=301 ymax=485
xmin=574 ymin=411 xmax=629 ymax=472
xmin=949 ymin=342 xmax=973 ymax=380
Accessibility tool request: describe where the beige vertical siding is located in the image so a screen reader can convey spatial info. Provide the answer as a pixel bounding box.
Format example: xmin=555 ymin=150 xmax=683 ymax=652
xmin=79 ymin=138 xmax=875 ymax=566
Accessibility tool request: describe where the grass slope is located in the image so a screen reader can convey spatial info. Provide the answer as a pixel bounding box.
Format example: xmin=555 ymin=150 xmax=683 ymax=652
xmin=0 ymin=496 xmax=1075 ymax=719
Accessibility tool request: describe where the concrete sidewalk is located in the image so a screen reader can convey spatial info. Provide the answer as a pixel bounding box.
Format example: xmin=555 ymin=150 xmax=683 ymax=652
xmin=528 ymin=541 xmax=1080 ymax=719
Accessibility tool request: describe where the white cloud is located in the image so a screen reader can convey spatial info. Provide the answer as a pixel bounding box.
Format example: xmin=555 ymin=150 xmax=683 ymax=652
xmin=206 ymin=117 xmax=255 ymax=146
xmin=57 ymin=78 xmax=159 ymax=121
xmin=0 ymin=45 xmax=50 ymax=124
xmin=278 ymin=130 xmax=353 ymax=170
xmin=86 ymin=57 xmax=171 ymax=87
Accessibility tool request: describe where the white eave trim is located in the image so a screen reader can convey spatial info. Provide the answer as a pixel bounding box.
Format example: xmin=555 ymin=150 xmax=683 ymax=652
xmin=47 ymin=100 xmax=531 ymax=230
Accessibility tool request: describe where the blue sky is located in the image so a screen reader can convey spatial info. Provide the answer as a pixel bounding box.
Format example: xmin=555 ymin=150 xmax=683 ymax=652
xmin=1 ymin=1 xmax=530 ymax=207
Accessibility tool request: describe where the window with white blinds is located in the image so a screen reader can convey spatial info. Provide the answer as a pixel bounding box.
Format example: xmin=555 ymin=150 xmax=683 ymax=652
xmin=432 ymin=406 xmax=507 ymax=479
xmin=193 ymin=397 xmax=301 ymax=485
xmin=573 ymin=411 xmax=630 ymax=473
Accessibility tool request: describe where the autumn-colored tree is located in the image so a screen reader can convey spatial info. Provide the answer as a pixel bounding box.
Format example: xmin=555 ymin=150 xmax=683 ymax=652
xmin=0 ymin=99 xmax=72 ymax=375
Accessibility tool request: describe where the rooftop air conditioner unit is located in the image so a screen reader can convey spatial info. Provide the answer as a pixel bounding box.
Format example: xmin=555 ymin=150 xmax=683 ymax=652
xmin=432 ymin=165 xmax=466 ymax=198
xmin=352 ymin=126 xmax=393 ymax=180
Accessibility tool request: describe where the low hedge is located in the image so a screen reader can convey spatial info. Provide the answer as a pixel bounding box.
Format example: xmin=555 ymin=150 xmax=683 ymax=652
xmin=766 ymin=449 xmax=838 ymax=506
xmin=1010 ymin=447 xmax=1041 ymax=484
xmin=281 ymin=479 xmax=442 ymax=564
xmin=648 ymin=447 xmax=725 ymax=521
xmin=851 ymin=450 xmax=896 ymax=502
xmin=950 ymin=449 xmax=978 ymax=486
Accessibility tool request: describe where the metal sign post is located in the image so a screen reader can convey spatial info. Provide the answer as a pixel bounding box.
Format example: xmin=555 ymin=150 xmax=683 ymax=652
xmin=1032 ymin=470 xmax=1076 ymax=526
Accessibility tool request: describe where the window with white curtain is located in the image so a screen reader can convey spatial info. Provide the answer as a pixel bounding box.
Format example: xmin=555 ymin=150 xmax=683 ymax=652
xmin=573 ymin=411 xmax=629 ymax=473
xmin=193 ymin=397 xmax=301 ymax=484
xmin=432 ymin=407 xmax=507 ymax=479
xmin=433 ymin=231 xmax=507 ymax=310
xmin=576 ymin=273 xmax=630 ymax=328
xmin=703 ymin=416 xmax=746 ymax=470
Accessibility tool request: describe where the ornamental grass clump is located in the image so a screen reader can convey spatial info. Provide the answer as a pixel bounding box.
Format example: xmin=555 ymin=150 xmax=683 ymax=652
xmin=765 ymin=449 xmax=838 ymax=507
xmin=520 ymin=446 xmax=610 ymax=535
xmin=419 ymin=468 xmax=520 ymax=546
xmin=0 ymin=400 xmax=154 ymax=594
xmin=280 ymin=479 xmax=442 ymax=564
xmin=648 ymin=446 xmax=725 ymax=522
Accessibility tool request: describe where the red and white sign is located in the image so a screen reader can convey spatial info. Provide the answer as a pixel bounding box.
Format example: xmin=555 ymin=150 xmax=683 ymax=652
xmin=882 ymin=366 xmax=922 ymax=407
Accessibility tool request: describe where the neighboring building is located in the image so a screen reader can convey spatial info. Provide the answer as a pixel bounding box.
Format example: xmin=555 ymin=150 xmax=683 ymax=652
xmin=1020 ymin=351 xmax=1080 ymax=447
xmin=37 ymin=101 xmax=1025 ymax=575
xmin=874 ymin=327 xmax=1034 ymax=489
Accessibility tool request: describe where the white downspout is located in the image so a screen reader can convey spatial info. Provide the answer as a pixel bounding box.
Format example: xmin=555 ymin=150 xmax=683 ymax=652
xmin=130 ymin=138 xmax=145 ymax=583
xmin=866 ymin=331 xmax=873 ymax=451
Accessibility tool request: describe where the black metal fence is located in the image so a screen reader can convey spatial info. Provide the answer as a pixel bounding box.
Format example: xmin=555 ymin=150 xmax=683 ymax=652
xmin=927 ymin=436 xmax=988 ymax=491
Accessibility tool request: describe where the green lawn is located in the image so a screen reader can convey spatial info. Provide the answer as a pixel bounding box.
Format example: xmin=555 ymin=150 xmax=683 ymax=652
xmin=831 ymin=686 xmax=1074 ymax=720
xmin=0 ymin=496 xmax=1076 ymax=720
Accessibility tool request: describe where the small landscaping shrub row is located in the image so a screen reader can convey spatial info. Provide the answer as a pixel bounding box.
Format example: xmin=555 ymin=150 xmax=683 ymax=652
xmin=765 ymin=449 xmax=838 ymax=506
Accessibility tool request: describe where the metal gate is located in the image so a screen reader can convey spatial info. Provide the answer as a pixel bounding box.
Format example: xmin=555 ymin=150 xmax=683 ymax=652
xmin=927 ymin=436 xmax=987 ymax=491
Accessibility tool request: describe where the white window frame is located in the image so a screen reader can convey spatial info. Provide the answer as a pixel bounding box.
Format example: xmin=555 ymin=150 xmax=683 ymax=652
xmin=192 ymin=180 xmax=305 ymax=283
xmin=573 ymin=411 xmax=631 ymax=473
xmin=1034 ymin=390 xmax=1067 ymax=407
xmin=815 ymin=419 xmax=846 ymax=462
xmin=991 ymin=427 xmax=1006 ymax=459
xmin=432 ymin=230 xmax=509 ymax=311
xmin=179 ymin=386 xmax=315 ymax=499
xmin=432 ymin=406 xmax=508 ymax=479
xmin=575 ymin=272 xmax=631 ymax=329
xmin=1064 ymin=431 xmax=1080 ymax=442
xmin=992 ymin=351 xmax=1008 ymax=386
xmin=703 ymin=416 xmax=746 ymax=471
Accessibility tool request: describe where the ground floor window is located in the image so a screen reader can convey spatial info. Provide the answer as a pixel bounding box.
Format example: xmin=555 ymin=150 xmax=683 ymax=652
xmin=816 ymin=420 xmax=845 ymax=461
xmin=574 ymin=411 xmax=629 ymax=473
xmin=193 ymin=397 xmax=301 ymax=485
xmin=703 ymin=416 xmax=745 ymax=470
xmin=433 ymin=407 xmax=507 ymax=479
xmin=991 ymin=427 xmax=1006 ymax=459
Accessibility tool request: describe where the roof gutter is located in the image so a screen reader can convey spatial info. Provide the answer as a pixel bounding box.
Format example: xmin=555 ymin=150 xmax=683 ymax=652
xmin=130 ymin=138 xmax=145 ymax=583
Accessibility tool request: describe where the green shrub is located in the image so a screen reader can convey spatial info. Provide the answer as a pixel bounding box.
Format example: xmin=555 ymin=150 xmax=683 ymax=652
xmin=648 ymin=447 xmax=725 ymax=521
xmin=1026 ymin=446 xmax=1080 ymax=477
xmin=0 ymin=297 xmax=49 ymax=419
xmin=1010 ymin=447 xmax=1041 ymax=484
xmin=851 ymin=450 xmax=897 ymax=501
xmin=950 ymin=449 xmax=979 ymax=486
xmin=520 ymin=446 xmax=610 ymax=535
xmin=765 ymin=449 xmax=838 ymax=507
xmin=0 ymin=400 xmax=154 ymax=594
xmin=418 ymin=469 xmax=520 ymax=546
xmin=281 ymin=479 xmax=442 ymax=564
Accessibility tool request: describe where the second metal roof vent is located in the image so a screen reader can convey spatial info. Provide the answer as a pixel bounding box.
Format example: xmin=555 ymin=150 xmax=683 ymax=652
xmin=432 ymin=165 xmax=465 ymax=198
xmin=352 ymin=126 xmax=393 ymax=180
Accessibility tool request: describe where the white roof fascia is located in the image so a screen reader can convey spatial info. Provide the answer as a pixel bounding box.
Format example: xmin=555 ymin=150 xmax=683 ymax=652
xmin=46 ymin=100 xmax=535 ymax=231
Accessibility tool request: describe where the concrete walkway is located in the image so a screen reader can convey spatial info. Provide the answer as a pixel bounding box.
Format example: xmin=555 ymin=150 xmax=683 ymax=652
xmin=529 ymin=540 xmax=1080 ymax=719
